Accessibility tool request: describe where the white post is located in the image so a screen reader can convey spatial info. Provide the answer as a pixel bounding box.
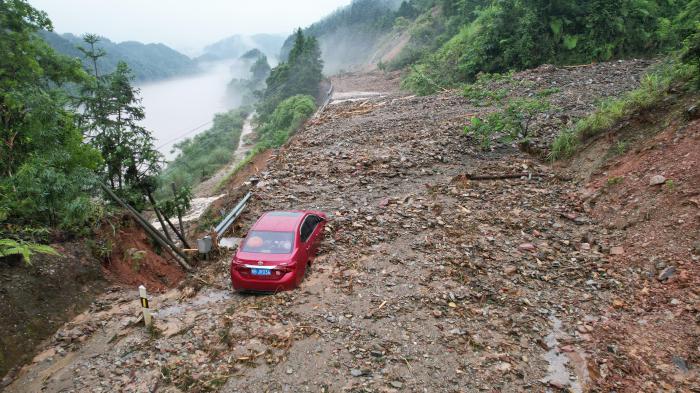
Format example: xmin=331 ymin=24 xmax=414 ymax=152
xmin=139 ymin=285 xmax=152 ymax=327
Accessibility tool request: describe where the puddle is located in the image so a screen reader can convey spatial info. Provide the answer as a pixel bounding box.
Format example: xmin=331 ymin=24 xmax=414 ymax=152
xmin=191 ymin=289 xmax=232 ymax=307
xmin=155 ymin=288 xmax=233 ymax=318
xmin=542 ymin=316 xmax=583 ymax=393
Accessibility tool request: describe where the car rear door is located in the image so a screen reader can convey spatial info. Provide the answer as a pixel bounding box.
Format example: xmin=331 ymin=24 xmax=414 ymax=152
xmin=309 ymin=215 xmax=325 ymax=256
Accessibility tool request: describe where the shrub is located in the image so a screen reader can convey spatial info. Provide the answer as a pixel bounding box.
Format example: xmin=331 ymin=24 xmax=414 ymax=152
xmin=549 ymin=59 xmax=695 ymax=160
xmin=0 ymin=239 xmax=59 ymax=265
xmin=465 ymin=97 xmax=550 ymax=150
xmin=256 ymin=95 xmax=316 ymax=148
xmin=159 ymin=108 xmax=249 ymax=193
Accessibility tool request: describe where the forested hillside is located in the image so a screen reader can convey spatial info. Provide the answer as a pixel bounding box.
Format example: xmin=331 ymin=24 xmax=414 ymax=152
xmin=398 ymin=0 xmax=700 ymax=93
xmin=40 ymin=31 xmax=198 ymax=82
xmin=280 ymin=0 xmax=404 ymax=73
xmin=0 ymin=1 xmax=195 ymax=250
xmin=287 ymin=0 xmax=699 ymax=93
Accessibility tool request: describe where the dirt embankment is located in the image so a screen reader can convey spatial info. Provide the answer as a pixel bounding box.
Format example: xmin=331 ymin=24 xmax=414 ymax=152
xmin=0 ymin=216 xmax=186 ymax=385
xmin=576 ymin=101 xmax=700 ymax=391
xmin=100 ymin=215 xmax=185 ymax=291
xmin=6 ymin=61 xmax=699 ymax=392
xmin=0 ymin=242 xmax=105 ymax=382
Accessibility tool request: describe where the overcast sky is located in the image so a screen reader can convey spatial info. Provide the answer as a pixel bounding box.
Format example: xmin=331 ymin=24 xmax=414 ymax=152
xmin=28 ymin=0 xmax=352 ymax=55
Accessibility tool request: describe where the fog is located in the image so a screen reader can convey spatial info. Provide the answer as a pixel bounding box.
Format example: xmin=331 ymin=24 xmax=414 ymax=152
xmin=28 ymin=0 xmax=353 ymax=55
xmin=138 ymin=60 xmax=250 ymax=159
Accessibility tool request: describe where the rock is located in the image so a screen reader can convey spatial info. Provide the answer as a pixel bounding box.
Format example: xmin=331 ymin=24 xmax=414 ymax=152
xmin=548 ymin=380 xmax=566 ymax=389
xmin=519 ymin=243 xmax=536 ymax=251
xmin=649 ymin=175 xmax=666 ymax=186
xmin=610 ymin=246 xmax=625 ymax=255
xmin=350 ymin=369 xmax=363 ymax=377
xmin=390 ymin=381 xmax=403 ymax=388
xmin=432 ymin=310 xmax=443 ymax=318
xmin=504 ymin=265 xmax=517 ymax=275
xmin=692 ymin=241 xmax=700 ymax=255
xmin=612 ymin=299 xmax=625 ymax=309
xmin=672 ymin=356 xmax=689 ymax=372
xmin=494 ymin=362 xmax=512 ymax=372
xmin=658 ymin=266 xmax=676 ymax=281
xmin=685 ymin=104 xmax=698 ymax=120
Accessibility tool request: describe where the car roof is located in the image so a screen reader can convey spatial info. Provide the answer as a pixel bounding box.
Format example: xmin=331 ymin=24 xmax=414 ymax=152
xmin=252 ymin=211 xmax=309 ymax=232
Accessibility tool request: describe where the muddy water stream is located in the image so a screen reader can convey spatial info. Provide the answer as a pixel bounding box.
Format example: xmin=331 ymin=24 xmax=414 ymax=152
xmin=542 ymin=316 xmax=583 ymax=392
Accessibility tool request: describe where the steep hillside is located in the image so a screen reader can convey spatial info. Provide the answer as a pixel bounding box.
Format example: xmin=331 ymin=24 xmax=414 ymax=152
xmin=40 ymin=31 xmax=198 ymax=82
xmin=280 ymin=0 xmax=698 ymax=93
xmin=279 ymin=0 xmax=404 ymax=73
xmin=8 ymin=60 xmax=698 ymax=392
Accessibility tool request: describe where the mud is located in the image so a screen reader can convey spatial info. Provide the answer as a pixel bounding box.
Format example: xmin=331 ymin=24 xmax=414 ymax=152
xmin=0 ymin=242 xmax=105 ymax=382
xmin=7 ymin=61 xmax=699 ymax=392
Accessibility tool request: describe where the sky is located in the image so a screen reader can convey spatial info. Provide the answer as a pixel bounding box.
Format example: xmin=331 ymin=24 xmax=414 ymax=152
xmin=28 ymin=0 xmax=352 ymax=55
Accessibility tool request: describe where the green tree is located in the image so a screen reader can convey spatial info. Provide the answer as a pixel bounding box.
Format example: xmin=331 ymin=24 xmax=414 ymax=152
xmin=0 ymin=0 xmax=102 ymax=227
xmin=257 ymin=95 xmax=316 ymax=148
xmin=78 ymin=35 xmax=162 ymax=208
xmin=250 ymin=55 xmax=271 ymax=84
xmin=258 ymin=29 xmax=323 ymax=122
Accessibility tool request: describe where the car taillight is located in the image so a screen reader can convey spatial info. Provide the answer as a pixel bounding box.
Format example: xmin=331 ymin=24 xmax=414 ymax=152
xmin=276 ymin=264 xmax=294 ymax=273
xmin=231 ymin=259 xmax=246 ymax=272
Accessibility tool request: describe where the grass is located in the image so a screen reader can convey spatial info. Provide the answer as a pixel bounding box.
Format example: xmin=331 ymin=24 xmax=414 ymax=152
xmin=665 ymin=179 xmax=677 ymax=192
xmin=157 ymin=108 xmax=249 ymax=197
xmin=550 ymin=59 xmax=695 ymax=160
xmin=212 ymin=145 xmax=266 ymax=193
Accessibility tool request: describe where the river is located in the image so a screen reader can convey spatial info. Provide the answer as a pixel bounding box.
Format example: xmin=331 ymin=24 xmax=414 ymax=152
xmin=137 ymin=60 xmax=248 ymax=159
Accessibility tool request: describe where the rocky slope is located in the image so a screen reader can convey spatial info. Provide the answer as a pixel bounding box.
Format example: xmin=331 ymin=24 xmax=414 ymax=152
xmin=6 ymin=61 xmax=699 ymax=392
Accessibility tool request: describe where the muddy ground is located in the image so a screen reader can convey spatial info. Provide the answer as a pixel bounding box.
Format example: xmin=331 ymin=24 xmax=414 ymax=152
xmin=0 ymin=242 xmax=105 ymax=381
xmin=6 ymin=62 xmax=699 ymax=392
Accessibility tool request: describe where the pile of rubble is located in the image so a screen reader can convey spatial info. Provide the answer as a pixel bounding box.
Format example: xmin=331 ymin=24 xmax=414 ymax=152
xmin=7 ymin=60 xmax=698 ymax=392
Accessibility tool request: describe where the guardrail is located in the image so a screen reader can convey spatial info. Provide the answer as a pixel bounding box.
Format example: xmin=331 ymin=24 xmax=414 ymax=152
xmin=314 ymin=84 xmax=334 ymax=118
xmin=215 ymin=191 xmax=252 ymax=237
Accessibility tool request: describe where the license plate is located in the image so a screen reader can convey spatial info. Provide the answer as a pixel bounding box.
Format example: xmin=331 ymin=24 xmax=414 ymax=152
xmin=251 ymin=268 xmax=271 ymax=276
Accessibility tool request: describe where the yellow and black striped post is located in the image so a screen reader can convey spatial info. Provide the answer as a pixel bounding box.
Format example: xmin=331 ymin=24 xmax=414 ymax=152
xmin=139 ymin=285 xmax=152 ymax=327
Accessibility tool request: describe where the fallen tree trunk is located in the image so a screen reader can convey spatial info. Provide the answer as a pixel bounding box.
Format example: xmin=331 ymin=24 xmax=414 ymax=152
xmin=99 ymin=183 xmax=193 ymax=272
xmin=454 ymin=173 xmax=547 ymax=181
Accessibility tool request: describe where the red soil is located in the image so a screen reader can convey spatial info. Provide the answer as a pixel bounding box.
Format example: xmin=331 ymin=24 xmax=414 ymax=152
xmin=101 ymin=217 xmax=185 ymax=292
xmin=585 ymin=118 xmax=700 ymax=390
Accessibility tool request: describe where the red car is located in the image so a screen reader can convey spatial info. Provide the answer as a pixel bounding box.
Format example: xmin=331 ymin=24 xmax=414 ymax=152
xmin=230 ymin=210 xmax=327 ymax=292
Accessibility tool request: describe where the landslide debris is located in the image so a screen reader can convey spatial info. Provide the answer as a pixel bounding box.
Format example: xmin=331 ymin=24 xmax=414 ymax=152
xmin=9 ymin=60 xmax=698 ymax=392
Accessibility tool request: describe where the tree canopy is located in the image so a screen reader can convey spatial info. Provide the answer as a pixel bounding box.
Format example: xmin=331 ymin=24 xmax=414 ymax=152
xmin=257 ymin=29 xmax=323 ymax=122
xmin=0 ymin=0 xmax=102 ymax=228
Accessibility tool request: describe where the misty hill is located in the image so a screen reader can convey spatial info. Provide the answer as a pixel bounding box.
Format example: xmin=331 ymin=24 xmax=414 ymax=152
xmin=197 ymin=34 xmax=286 ymax=62
xmin=40 ymin=31 xmax=198 ymax=82
xmin=288 ymin=0 xmax=699 ymax=92
xmin=280 ymin=0 xmax=404 ymax=73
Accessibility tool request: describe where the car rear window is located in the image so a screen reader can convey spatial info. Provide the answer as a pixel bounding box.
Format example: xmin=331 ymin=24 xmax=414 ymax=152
xmin=266 ymin=211 xmax=302 ymax=217
xmin=241 ymin=231 xmax=294 ymax=254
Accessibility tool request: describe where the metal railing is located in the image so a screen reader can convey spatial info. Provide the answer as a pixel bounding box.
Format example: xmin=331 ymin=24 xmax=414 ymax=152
xmin=215 ymin=192 xmax=252 ymax=237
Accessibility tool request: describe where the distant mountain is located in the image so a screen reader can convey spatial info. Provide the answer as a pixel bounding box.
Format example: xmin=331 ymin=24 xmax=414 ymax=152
xmin=40 ymin=31 xmax=198 ymax=82
xmin=197 ymin=34 xmax=286 ymax=63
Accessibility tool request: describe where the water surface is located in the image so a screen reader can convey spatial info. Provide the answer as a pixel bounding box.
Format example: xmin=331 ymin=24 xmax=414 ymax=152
xmin=138 ymin=61 xmax=246 ymax=158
